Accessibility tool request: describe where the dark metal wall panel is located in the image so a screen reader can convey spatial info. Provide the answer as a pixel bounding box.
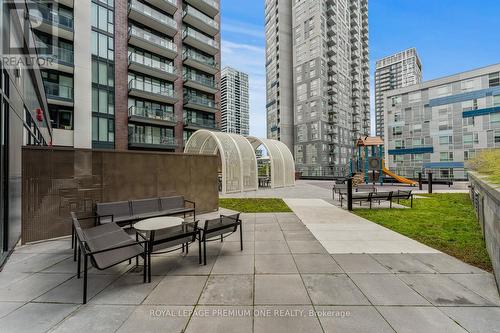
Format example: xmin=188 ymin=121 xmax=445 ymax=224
xmin=21 ymin=147 xmax=218 ymax=244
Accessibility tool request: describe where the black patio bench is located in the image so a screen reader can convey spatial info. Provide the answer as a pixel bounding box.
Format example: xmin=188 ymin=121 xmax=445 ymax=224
xmin=392 ymin=190 xmax=414 ymax=208
xmin=71 ymin=212 xmax=147 ymax=304
xmin=200 ymin=213 xmax=242 ymax=265
xmin=332 ymin=183 xmax=348 ymax=200
xmin=356 ymin=184 xmax=377 ymax=193
xmin=95 ymin=196 xmax=196 ymax=227
xmin=369 ymin=191 xmax=394 ymax=209
xmin=340 ymin=191 xmax=372 ymax=208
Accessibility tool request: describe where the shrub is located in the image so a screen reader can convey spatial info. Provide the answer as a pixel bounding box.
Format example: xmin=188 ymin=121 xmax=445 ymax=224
xmin=467 ymin=149 xmax=500 ymax=184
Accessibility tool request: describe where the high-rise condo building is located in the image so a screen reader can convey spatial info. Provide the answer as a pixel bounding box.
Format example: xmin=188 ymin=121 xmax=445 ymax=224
xmin=264 ymin=0 xmax=294 ymax=152
xmin=375 ymin=48 xmax=422 ymax=137
xmin=221 ymin=67 xmax=249 ymax=135
xmin=0 ymin=0 xmax=52 ymax=265
xmin=29 ymin=0 xmax=220 ymax=151
xmin=384 ymin=63 xmax=500 ymax=181
xmin=266 ymin=0 xmax=370 ymax=176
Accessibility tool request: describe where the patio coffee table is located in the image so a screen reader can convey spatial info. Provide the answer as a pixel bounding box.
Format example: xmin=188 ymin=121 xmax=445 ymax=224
xmin=134 ymin=217 xmax=200 ymax=282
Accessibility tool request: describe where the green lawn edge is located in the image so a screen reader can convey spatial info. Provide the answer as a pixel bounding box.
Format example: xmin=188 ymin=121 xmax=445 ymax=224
xmin=219 ymin=198 xmax=292 ymax=213
xmin=353 ymin=193 xmax=492 ymax=272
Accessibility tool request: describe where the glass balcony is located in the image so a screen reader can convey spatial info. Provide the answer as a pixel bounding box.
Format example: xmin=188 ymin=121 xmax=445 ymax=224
xmin=128 ymin=79 xmax=176 ymax=104
xmin=128 ymin=53 xmax=176 ymax=81
xmin=183 ymin=5 xmax=219 ymax=36
xmin=182 ymin=49 xmax=218 ymax=74
xmin=184 ymin=117 xmax=216 ymax=129
xmin=182 ymin=27 xmax=219 ymax=56
xmin=128 ymin=26 xmax=177 ymax=59
xmin=129 ymin=106 xmax=175 ymax=124
xmin=185 ymin=0 xmax=219 ymax=18
xmin=184 ymin=93 xmax=217 ymax=112
xmin=129 ymin=132 xmax=177 ymax=148
xmin=128 ymin=0 xmax=177 ymax=36
xmin=31 ymin=4 xmax=74 ymax=30
xmin=44 ymin=82 xmax=73 ymax=101
xmin=38 ymin=45 xmax=74 ymax=66
xmin=183 ymin=71 xmax=217 ymax=94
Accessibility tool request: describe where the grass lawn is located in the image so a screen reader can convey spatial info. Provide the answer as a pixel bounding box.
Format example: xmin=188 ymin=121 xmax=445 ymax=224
xmin=354 ymin=193 xmax=492 ymax=271
xmin=468 ymin=148 xmax=500 ymax=184
xmin=219 ymin=198 xmax=292 ymax=213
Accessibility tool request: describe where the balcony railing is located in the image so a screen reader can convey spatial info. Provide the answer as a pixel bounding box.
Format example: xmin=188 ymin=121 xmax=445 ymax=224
xmin=184 ymin=71 xmax=216 ymax=88
xmin=184 ymin=94 xmax=216 ymax=108
xmin=129 ymin=106 xmax=175 ymax=122
xmin=183 ymin=49 xmax=217 ymax=67
xmin=200 ymin=0 xmax=219 ymax=10
xmin=31 ymin=4 xmax=74 ymax=30
xmin=184 ymin=117 xmax=216 ymax=128
xmin=183 ymin=27 xmax=219 ymax=49
xmin=183 ymin=5 xmax=219 ymax=30
xmin=128 ymin=53 xmax=175 ymax=75
xmin=129 ymin=0 xmax=177 ymax=30
xmin=128 ymin=79 xmax=174 ymax=98
xmin=38 ymin=45 xmax=74 ymax=65
xmin=128 ymin=26 xmax=177 ymax=53
xmin=44 ymin=82 xmax=73 ymax=100
xmin=129 ymin=133 xmax=177 ymax=147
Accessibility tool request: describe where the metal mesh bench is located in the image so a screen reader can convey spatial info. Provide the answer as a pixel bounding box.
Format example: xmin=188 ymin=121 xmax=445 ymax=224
xmin=200 ymin=214 xmax=242 ymax=265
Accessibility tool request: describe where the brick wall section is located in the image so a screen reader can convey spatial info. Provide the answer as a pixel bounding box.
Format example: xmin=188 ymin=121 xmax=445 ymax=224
xmin=174 ymin=0 xmax=184 ymax=152
xmin=214 ymin=11 xmax=221 ymax=129
xmin=114 ymin=0 xmax=129 ymax=151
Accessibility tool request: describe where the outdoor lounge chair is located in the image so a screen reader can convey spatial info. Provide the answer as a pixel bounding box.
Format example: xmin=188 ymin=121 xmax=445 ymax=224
xmin=71 ymin=212 xmax=147 ymax=304
xmin=200 ymin=214 xmax=242 ymax=265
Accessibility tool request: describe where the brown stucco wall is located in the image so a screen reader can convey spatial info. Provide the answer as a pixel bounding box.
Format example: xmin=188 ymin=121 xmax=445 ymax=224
xmin=21 ymin=146 xmax=219 ymax=244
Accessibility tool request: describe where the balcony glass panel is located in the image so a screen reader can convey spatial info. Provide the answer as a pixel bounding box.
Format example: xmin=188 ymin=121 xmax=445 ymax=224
xmin=184 ymin=71 xmax=215 ymax=88
xmin=183 ymin=49 xmax=216 ymax=67
xmin=129 ymin=0 xmax=177 ymax=29
xmin=31 ymin=4 xmax=74 ymax=30
xmin=129 ymin=53 xmax=174 ymax=74
xmin=129 ymin=26 xmax=177 ymax=52
xmin=185 ymin=116 xmax=216 ymax=128
xmin=38 ymin=45 xmax=74 ymax=65
xmin=184 ymin=5 xmax=218 ymax=29
xmin=129 ymin=106 xmax=174 ymax=122
xmin=44 ymin=81 xmax=73 ymax=100
xmin=185 ymin=94 xmax=215 ymax=108
xmin=129 ymin=126 xmax=176 ymax=146
xmin=183 ymin=28 xmax=218 ymax=48
xmin=129 ymin=79 xmax=174 ymax=97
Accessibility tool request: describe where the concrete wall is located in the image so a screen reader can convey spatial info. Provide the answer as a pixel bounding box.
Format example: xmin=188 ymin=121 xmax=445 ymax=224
xmin=469 ymin=172 xmax=500 ymax=292
xmin=21 ymin=147 xmax=219 ymax=244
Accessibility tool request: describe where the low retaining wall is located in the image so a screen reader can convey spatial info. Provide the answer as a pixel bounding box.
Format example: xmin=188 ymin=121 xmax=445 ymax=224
xmin=21 ymin=147 xmax=219 ymax=244
xmin=469 ymin=172 xmax=500 ymax=292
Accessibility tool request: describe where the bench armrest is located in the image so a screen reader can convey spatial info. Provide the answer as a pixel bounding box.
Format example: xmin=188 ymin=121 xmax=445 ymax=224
xmin=220 ymin=215 xmax=241 ymax=223
xmin=95 ymin=214 xmax=114 ymax=225
xmin=184 ymin=200 xmax=196 ymax=208
xmin=88 ymin=240 xmax=147 ymax=255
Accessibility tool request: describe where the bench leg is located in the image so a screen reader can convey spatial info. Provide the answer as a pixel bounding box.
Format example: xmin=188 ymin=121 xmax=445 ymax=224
xmin=71 ymin=225 xmax=74 ymax=249
xmin=240 ymin=223 xmax=243 ymax=251
xmin=186 ymin=242 xmax=189 ymax=254
xmin=221 ymin=235 xmax=223 ymax=243
xmin=411 ymin=196 xmax=413 ymax=208
xmin=73 ymin=235 xmax=77 ymax=262
xmin=136 ymin=233 xmax=139 ymax=267
xmin=148 ymin=246 xmax=152 ymax=283
xmin=203 ymin=236 xmax=207 ymax=266
xmin=198 ymin=230 xmax=202 ymax=265
xmin=83 ymin=254 xmax=88 ymax=304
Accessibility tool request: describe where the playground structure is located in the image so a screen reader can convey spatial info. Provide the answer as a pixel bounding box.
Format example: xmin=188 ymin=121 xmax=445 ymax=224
xmin=351 ymin=136 xmax=417 ymax=186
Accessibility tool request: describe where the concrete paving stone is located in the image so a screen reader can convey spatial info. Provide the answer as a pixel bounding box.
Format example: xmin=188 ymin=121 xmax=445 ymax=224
xmin=148 ymin=255 xmax=178 ymax=275
xmin=440 ymin=307 xmax=500 ymax=333
xmin=4 ymin=252 xmax=38 ymax=264
xmin=255 ymin=223 xmax=282 ymax=232
xmin=279 ymin=223 xmax=309 ymax=231
xmin=0 ymin=302 xmax=24 ymax=319
xmin=371 ymin=254 xmax=438 ymax=273
xmin=283 ymin=230 xmax=317 ymax=241
xmin=0 ymin=273 xmax=73 ymax=302
xmin=185 ymin=306 xmax=253 ymax=333
xmin=255 ymin=254 xmax=298 ymax=274
xmin=117 ymin=305 xmax=193 ymax=333
xmin=255 ymin=231 xmax=285 ymax=241
xmin=332 ymin=254 xmax=389 ymax=273
xmin=275 ymin=215 xmax=301 ymax=223
xmin=166 ymin=255 xmax=216 ymax=276
xmin=36 ymin=274 xmax=118 ymax=303
xmin=0 ymin=302 xmax=78 ymax=333
xmin=220 ymin=241 xmax=254 ymax=256
xmin=398 ymin=274 xmax=495 ymax=306
xmin=349 ymin=274 xmax=430 ymax=305
xmin=90 ymin=274 xmax=162 ymax=305
xmin=302 ymin=274 xmax=370 ymax=305
xmin=293 ymin=254 xmax=343 ymax=273
xmin=2 ymin=253 xmax=71 ymax=273
xmin=185 ymin=242 xmax=222 ymax=257
xmin=0 ymin=271 xmax=32 ymax=288
xmin=225 ymin=231 xmax=254 ymax=242
xmin=286 ymin=241 xmax=327 ymax=254
xmin=377 ymin=306 xmax=468 ymax=333
xmin=255 ymin=274 xmax=310 ymax=305
xmin=254 ymin=241 xmax=290 ymax=254
xmin=411 ymin=253 xmax=486 ymax=273
xmin=198 ymin=275 xmax=253 ymax=305
xmin=445 ymin=273 xmax=500 ymax=305
xmin=322 ymin=240 xmax=439 ymax=254
xmin=42 ymin=257 xmax=134 ymax=275
xmin=51 ymin=304 xmax=135 ymax=333
xmin=143 ymin=275 xmax=207 ymax=305
xmin=212 ymin=255 xmax=254 ymax=275
xmin=313 ymin=230 xmax=405 ymax=241
xmin=254 ymin=215 xmax=278 ymax=224
xmin=316 ymin=306 xmax=395 ymax=333
xmin=253 ymin=305 xmax=323 ymax=333
xmin=14 ymin=240 xmax=72 ymax=254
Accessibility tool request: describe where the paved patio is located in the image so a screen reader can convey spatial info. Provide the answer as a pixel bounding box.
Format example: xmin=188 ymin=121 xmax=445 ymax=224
xmin=0 ymin=206 xmax=499 ymax=332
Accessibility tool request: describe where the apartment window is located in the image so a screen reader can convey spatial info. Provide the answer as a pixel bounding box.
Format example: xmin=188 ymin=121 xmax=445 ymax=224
xmin=463 ymin=117 xmax=475 ymax=126
xmin=408 ymin=92 xmax=421 ymax=103
xmin=91 ymin=31 xmax=114 ymax=60
xmin=493 ymin=95 xmax=500 ymax=107
xmin=464 ymin=150 xmax=476 ymax=161
xmin=91 ymin=2 xmax=114 ymax=34
xmin=394 ymin=139 xmax=405 ymax=149
xmin=91 ymin=59 xmax=114 ymax=87
xmin=491 ymin=113 xmax=500 ymax=123
xmin=440 ymin=152 xmax=453 ymax=161
xmin=49 ymin=106 xmax=73 ymax=130
xmin=391 ymin=96 xmax=402 ymax=106
xmin=413 ymin=138 xmax=424 ymax=147
xmin=439 ymin=136 xmax=452 ymax=145
xmin=489 ymin=72 xmax=500 ymax=87
xmin=495 ymin=130 xmax=500 ymax=143
xmin=392 ymin=126 xmax=403 ymax=136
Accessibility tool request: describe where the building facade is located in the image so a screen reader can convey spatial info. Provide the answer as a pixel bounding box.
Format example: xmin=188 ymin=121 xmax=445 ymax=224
xmin=291 ymin=0 xmax=370 ymax=176
xmin=0 ymin=0 xmax=52 ymax=266
xmin=264 ymin=0 xmax=294 ymax=152
xmin=384 ymin=64 xmax=500 ymax=180
xmin=29 ymin=0 xmax=221 ymax=151
xmin=375 ymin=48 xmax=422 ymax=137
xmin=220 ymin=67 xmax=249 ymax=135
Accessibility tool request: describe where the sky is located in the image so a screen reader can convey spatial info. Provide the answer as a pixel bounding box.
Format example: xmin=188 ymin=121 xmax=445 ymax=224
xmin=220 ymin=0 xmax=500 ymax=137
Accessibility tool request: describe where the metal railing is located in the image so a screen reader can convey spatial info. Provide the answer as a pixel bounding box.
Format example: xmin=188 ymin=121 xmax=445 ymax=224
xmin=184 ymin=94 xmax=216 ymax=108
xmin=183 ymin=5 xmax=219 ymax=29
xmin=129 ymin=0 xmax=177 ymax=30
xmin=128 ymin=79 xmax=175 ymax=98
xmin=44 ymin=82 xmax=73 ymax=100
xmin=184 ymin=117 xmax=216 ymax=128
xmin=129 ymin=26 xmax=177 ymax=52
xmin=38 ymin=45 xmax=74 ymax=65
xmin=128 ymin=53 xmax=175 ymax=75
xmin=128 ymin=106 xmax=175 ymax=122
xmin=183 ymin=27 xmax=219 ymax=48
xmin=129 ymin=133 xmax=177 ymax=146
xmin=183 ymin=71 xmax=216 ymax=88
xmin=183 ymin=49 xmax=217 ymax=67
xmin=30 ymin=4 xmax=74 ymax=30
